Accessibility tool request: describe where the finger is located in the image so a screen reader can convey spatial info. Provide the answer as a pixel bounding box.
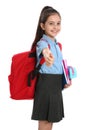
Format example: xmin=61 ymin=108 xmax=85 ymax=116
xmin=45 ymin=62 xmax=52 ymax=67
xmin=50 ymin=53 xmax=54 ymax=57
xmin=46 ymin=59 xmax=54 ymax=65
xmin=47 ymin=55 xmax=54 ymax=61
xmin=64 ymin=84 xmax=70 ymax=88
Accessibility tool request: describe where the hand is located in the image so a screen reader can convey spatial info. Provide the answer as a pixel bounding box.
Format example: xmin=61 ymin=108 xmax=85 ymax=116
xmin=42 ymin=48 xmax=54 ymax=67
xmin=64 ymin=80 xmax=72 ymax=88
xmin=45 ymin=53 xmax=54 ymax=66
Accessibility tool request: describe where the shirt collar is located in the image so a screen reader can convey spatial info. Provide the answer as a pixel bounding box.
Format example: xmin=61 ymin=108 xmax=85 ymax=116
xmin=42 ymin=34 xmax=57 ymax=45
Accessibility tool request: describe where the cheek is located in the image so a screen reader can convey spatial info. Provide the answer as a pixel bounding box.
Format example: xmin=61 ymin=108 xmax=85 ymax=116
xmin=45 ymin=26 xmax=51 ymax=32
xmin=58 ymin=26 xmax=61 ymax=30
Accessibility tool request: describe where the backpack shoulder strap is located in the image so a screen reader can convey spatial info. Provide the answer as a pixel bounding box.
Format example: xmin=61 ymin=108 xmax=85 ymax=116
xmin=57 ymin=42 xmax=62 ymax=51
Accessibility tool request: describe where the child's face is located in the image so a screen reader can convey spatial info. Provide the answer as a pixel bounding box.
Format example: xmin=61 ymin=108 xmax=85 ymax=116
xmin=41 ymin=14 xmax=61 ymax=40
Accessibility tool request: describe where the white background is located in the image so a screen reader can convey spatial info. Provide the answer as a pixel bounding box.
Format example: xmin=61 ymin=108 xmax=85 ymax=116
xmin=0 ymin=0 xmax=85 ymax=130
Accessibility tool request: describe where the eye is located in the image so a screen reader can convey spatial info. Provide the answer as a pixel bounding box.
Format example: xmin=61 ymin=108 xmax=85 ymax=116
xmin=57 ymin=22 xmax=61 ymax=25
xmin=49 ymin=22 xmax=54 ymax=25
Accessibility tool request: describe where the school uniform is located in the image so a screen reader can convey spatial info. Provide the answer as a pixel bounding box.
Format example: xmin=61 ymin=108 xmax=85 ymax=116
xmin=31 ymin=34 xmax=64 ymax=123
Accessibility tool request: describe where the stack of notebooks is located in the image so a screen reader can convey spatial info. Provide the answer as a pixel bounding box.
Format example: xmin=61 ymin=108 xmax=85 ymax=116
xmin=62 ymin=59 xmax=77 ymax=84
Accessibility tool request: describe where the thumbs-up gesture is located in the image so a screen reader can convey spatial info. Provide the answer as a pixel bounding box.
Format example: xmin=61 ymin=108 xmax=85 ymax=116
xmin=42 ymin=48 xmax=54 ymax=67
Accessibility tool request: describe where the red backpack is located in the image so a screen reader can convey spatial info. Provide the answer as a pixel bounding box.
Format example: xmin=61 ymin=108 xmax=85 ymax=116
xmin=8 ymin=41 xmax=62 ymax=100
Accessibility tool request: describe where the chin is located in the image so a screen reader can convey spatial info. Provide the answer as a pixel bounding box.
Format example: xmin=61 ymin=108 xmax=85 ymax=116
xmin=51 ymin=34 xmax=57 ymax=37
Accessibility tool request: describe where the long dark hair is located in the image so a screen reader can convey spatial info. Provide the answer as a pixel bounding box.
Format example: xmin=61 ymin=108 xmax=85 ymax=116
xmin=31 ymin=6 xmax=61 ymax=49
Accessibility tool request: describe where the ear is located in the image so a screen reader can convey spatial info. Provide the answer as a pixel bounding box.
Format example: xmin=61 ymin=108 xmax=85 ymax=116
xmin=40 ymin=23 xmax=45 ymax=30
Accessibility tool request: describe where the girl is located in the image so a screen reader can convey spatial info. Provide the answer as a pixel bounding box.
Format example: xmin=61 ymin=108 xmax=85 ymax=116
xmin=31 ymin=6 xmax=71 ymax=130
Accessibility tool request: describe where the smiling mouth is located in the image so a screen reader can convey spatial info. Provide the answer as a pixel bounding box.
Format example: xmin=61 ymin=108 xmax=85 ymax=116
xmin=51 ymin=30 xmax=57 ymax=33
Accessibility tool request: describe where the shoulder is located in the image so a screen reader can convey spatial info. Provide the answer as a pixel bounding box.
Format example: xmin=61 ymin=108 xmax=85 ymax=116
xmin=36 ymin=39 xmax=48 ymax=48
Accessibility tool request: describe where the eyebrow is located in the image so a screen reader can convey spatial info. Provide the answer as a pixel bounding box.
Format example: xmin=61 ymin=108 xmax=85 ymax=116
xmin=48 ymin=20 xmax=61 ymax=23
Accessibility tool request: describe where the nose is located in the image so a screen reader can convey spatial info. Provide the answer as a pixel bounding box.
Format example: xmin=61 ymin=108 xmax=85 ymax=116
xmin=53 ymin=23 xmax=61 ymax=30
xmin=53 ymin=24 xmax=59 ymax=30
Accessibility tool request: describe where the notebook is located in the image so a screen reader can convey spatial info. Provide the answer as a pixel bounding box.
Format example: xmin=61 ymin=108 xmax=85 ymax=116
xmin=62 ymin=59 xmax=70 ymax=84
xmin=62 ymin=59 xmax=77 ymax=84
